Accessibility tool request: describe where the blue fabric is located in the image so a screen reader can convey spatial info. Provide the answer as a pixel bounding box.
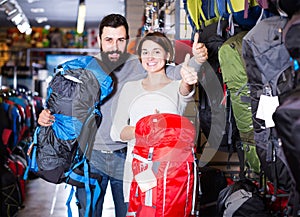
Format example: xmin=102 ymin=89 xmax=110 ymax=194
xmin=52 ymin=114 xmax=82 ymax=140
xmin=293 ymin=58 xmax=299 ymax=71
xmin=9 ymin=96 xmax=31 ymax=128
xmin=59 ymin=56 xmax=94 ymax=71
xmin=76 ymin=150 xmax=127 ymax=217
xmin=2 ymin=102 xmax=20 ymax=147
xmin=23 ymin=127 xmax=40 ymax=180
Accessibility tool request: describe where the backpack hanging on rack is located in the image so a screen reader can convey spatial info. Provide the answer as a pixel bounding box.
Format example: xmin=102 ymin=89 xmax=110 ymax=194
xmin=272 ymin=13 xmax=300 ymax=215
xmin=242 ymin=15 xmax=295 ymax=210
xmin=219 ymin=31 xmax=260 ymax=175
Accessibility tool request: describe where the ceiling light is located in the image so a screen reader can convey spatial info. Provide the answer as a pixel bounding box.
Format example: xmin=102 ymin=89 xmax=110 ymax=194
xmin=25 ymin=27 xmax=32 ymax=35
xmin=0 ymin=0 xmax=16 ymax=14
xmin=76 ymin=0 xmax=86 ymax=34
xmin=10 ymin=12 xmax=23 ymax=25
xmin=27 ymin=0 xmax=40 ymax=3
xmin=17 ymin=20 xmax=30 ymax=33
xmin=0 ymin=0 xmax=32 ymax=33
xmin=35 ymin=16 xmax=48 ymax=23
xmin=31 ymin=7 xmax=44 ymax=13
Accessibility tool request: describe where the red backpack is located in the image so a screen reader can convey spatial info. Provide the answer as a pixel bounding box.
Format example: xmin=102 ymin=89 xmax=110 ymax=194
xmin=127 ymin=113 xmax=197 ymax=217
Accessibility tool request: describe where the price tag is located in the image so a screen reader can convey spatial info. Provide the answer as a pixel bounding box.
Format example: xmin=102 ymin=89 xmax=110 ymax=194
xmin=256 ymin=95 xmax=279 ymax=128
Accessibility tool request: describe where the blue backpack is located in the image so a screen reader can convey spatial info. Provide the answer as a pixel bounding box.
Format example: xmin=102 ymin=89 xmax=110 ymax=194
xmin=24 ymin=55 xmax=113 ymax=217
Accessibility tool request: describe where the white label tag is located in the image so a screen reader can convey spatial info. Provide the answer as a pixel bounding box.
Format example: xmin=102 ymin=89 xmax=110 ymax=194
xmin=135 ymin=166 xmax=157 ymax=192
xmin=256 ymin=95 xmax=279 ymax=128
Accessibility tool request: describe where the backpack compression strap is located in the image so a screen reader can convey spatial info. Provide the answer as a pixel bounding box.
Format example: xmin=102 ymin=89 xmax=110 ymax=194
xmin=65 ymin=159 xmax=101 ymax=217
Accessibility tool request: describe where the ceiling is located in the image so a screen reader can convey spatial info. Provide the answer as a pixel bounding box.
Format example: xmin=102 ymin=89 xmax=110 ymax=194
xmin=0 ymin=0 xmax=126 ymax=29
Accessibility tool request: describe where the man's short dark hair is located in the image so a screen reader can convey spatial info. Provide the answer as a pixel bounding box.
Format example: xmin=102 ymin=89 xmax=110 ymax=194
xmin=99 ymin=14 xmax=129 ymax=40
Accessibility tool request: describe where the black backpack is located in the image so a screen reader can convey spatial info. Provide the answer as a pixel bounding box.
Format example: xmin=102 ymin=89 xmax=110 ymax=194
xmin=242 ymin=15 xmax=294 ymax=196
xmin=217 ymin=179 xmax=271 ymax=217
xmin=24 ymin=55 xmax=113 ymax=217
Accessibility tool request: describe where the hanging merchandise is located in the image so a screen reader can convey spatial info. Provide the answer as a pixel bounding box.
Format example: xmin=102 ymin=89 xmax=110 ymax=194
xmin=242 ymin=15 xmax=296 ymax=215
xmin=219 ymin=31 xmax=260 ymax=175
xmin=143 ymin=0 xmax=164 ymax=34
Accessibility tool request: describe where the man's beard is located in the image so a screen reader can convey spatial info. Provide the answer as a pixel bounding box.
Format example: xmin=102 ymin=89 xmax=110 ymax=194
xmin=101 ymin=51 xmax=129 ymax=72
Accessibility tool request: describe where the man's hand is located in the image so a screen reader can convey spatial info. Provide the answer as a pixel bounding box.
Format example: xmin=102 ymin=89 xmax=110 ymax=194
xmin=179 ymin=53 xmax=198 ymax=96
xmin=181 ymin=53 xmax=198 ymax=85
xmin=192 ymin=32 xmax=208 ymax=64
xmin=38 ymin=109 xmax=55 ymax=126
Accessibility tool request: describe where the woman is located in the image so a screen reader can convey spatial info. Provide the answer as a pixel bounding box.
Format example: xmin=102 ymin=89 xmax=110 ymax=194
xmin=110 ymin=31 xmax=199 ymax=213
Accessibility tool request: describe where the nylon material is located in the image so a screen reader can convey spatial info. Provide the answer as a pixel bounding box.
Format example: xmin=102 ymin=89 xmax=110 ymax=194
xmin=256 ymin=146 xmax=292 ymax=192
xmin=135 ymin=114 xmax=195 ymax=144
xmin=254 ymin=130 xmax=271 ymax=150
xmin=224 ymin=189 xmax=252 ymax=217
xmin=135 ymin=130 xmax=194 ymax=150
xmin=243 ymin=143 xmax=260 ymax=173
xmin=37 ymin=131 xmax=77 ymax=171
xmin=59 ymin=56 xmax=94 ymax=71
xmin=48 ymin=74 xmax=79 ymax=99
xmin=84 ymin=55 xmax=113 ymax=104
xmin=187 ymin=0 xmax=201 ymax=29
xmin=243 ymin=17 xmax=290 ymax=82
xmin=156 ymin=161 xmax=194 ymax=216
xmin=129 ymin=161 xmax=194 ymax=216
xmin=258 ymin=46 xmax=290 ymax=83
xmin=72 ymin=70 xmax=100 ymax=123
xmin=230 ymin=94 xmax=253 ymax=133
xmin=52 ymin=114 xmax=82 ymax=140
xmin=219 ymin=32 xmax=248 ymax=85
xmin=47 ymin=94 xmax=73 ymax=116
xmin=216 ymin=0 xmax=227 ymax=16
xmin=128 ymin=113 xmax=195 ymax=215
xmin=134 ymin=144 xmax=194 ymax=162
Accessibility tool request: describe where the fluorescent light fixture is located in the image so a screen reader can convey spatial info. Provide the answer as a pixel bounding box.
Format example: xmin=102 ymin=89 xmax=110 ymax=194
xmin=76 ymin=1 xmax=86 ymax=34
xmin=25 ymin=27 xmax=32 ymax=35
xmin=27 ymin=0 xmax=40 ymax=3
xmin=35 ymin=16 xmax=48 ymax=23
xmin=11 ymin=12 xmax=23 ymax=25
xmin=17 ymin=20 xmax=30 ymax=33
xmin=31 ymin=7 xmax=45 ymax=13
xmin=0 ymin=0 xmax=32 ymax=34
xmin=0 ymin=0 xmax=16 ymax=14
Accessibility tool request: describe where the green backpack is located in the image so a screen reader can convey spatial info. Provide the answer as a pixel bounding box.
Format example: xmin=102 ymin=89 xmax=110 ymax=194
xmin=218 ymin=31 xmax=260 ymax=174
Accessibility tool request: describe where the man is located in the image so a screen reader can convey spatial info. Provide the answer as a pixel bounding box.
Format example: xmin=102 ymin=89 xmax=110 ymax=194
xmin=38 ymin=14 xmax=208 ymax=217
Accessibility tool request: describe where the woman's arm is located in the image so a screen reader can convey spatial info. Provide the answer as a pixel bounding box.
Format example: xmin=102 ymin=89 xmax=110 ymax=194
xmin=110 ymin=82 xmax=137 ymax=142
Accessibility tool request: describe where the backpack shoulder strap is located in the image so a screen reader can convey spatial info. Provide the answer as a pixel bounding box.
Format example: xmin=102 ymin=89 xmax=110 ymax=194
xmin=224 ymin=189 xmax=252 ymax=217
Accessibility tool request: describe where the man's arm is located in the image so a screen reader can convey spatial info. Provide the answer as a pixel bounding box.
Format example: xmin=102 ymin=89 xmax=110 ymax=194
xmin=166 ymin=32 xmax=208 ymax=80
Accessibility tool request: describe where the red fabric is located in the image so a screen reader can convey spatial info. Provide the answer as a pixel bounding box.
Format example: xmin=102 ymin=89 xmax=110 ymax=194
xmin=265 ymin=181 xmax=289 ymax=214
xmin=133 ymin=113 xmax=196 ymax=162
xmin=2 ymin=128 xmax=12 ymax=145
xmin=7 ymin=156 xmax=26 ymax=202
xmin=174 ymin=40 xmax=193 ymax=65
xmin=128 ymin=114 xmax=196 ymax=217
